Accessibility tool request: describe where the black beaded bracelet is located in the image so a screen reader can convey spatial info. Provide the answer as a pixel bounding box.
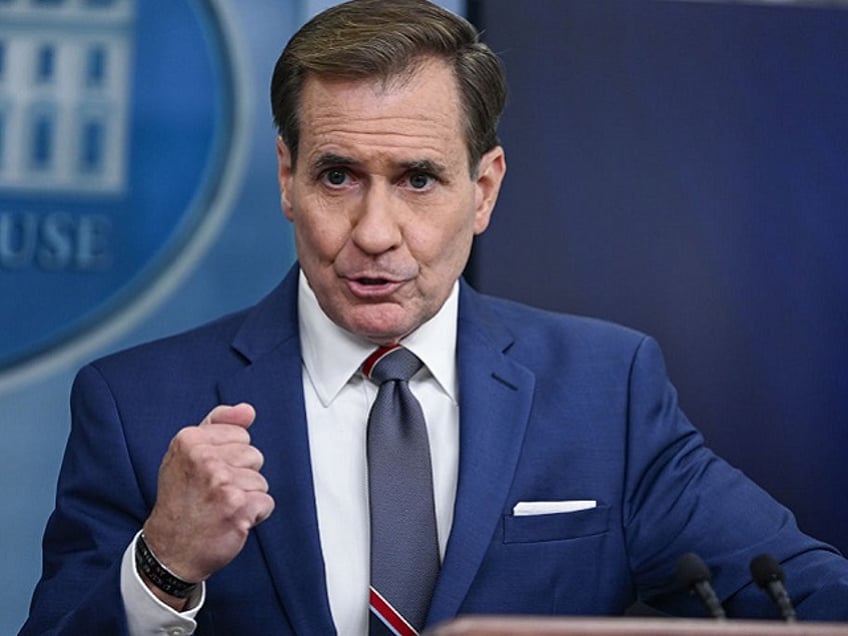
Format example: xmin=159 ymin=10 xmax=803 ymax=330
xmin=135 ymin=532 xmax=199 ymax=599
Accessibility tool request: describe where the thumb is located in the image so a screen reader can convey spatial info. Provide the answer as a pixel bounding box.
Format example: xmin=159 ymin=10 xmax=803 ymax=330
xmin=203 ymin=402 xmax=256 ymax=429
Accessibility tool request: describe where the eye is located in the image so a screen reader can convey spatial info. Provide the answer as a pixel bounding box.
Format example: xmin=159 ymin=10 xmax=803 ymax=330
xmin=321 ymin=168 xmax=349 ymax=187
xmin=407 ymin=172 xmax=435 ymax=190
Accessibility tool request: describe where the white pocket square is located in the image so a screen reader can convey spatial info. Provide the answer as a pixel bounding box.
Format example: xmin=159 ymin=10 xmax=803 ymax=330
xmin=512 ymin=500 xmax=597 ymax=516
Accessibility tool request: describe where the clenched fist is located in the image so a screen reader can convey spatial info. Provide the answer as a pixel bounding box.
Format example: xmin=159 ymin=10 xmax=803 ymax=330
xmin=141 ymin=403 xmax=275 ymax=605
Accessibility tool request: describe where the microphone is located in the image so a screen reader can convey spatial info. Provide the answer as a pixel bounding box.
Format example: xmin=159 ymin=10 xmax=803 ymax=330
xmin=676 ymin=552 xmax=726 ymax=619
xmin=750 ymin=553 xmax=797 ymax=622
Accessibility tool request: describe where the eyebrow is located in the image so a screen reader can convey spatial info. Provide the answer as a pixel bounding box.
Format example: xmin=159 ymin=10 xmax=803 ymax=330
xmin=311 ymin=153 xmax=358 ymax=173
xmin=310 ymin=153 xmax=448 ymax=177
xmin=400 ymin=159 xmax=448 ymax=177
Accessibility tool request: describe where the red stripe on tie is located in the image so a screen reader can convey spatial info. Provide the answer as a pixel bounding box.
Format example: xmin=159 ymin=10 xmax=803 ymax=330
xmin=370 ymin=587 xmax=418 ymax=636
xmin=363 ymin=344 xmax=402 ymax=379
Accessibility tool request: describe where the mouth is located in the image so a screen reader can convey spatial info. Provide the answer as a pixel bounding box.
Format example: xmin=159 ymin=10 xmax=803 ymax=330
xmin=357 ymin=277 xmax=391 ymax=285
xmin=344 ymin=275 xmax=408 ymax=298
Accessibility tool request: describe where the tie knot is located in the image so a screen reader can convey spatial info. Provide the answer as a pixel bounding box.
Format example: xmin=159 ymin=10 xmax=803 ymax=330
xmin=363 ymin=345 xmax=423 ymax=384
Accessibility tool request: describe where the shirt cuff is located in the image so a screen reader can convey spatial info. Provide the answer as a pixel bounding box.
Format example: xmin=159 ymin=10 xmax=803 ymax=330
xmin=120 ymin=530 xmax=205 ymax=636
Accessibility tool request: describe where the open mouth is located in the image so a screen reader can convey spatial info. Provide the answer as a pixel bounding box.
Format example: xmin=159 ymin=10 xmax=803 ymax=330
xmin=345 ymin=275 xmax=405 ymax=298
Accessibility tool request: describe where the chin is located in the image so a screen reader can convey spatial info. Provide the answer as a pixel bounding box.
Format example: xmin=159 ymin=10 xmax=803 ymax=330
xmin=345 ymin=313 xmax=414 ymax=345
xmin=356 ymin=326 xmax=410 ymax=346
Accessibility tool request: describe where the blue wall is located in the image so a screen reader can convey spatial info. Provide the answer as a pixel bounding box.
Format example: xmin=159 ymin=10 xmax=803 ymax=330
xmin=471 ymin=0 xmax=848 ymax=555
xmin=1 ymin=1 xmax=297 ymax=631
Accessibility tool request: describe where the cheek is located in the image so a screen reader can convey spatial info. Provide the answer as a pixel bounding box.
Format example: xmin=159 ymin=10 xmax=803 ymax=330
xmin=293 ymin=202 xmax=350 ymax=262
xmin=412 ymin=211 xmax=476 ymax=272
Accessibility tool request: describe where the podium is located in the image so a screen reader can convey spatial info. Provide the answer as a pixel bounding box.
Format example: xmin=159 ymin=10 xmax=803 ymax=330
xmin=425 ymin=616 xmax=848 ymax=636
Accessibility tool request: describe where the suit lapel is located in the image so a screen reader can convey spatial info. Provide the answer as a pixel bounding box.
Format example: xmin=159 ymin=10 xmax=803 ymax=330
xmin=427 ymin=284 xmax=536 ymax=625
xmin=218 ymin=267 xmax=336 ymax=635
xmin=214 ymin=272 xmax=534 ymax=631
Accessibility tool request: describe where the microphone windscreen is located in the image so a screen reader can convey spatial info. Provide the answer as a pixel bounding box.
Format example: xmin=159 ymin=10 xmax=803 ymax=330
xmin=677 ymin=552 xmax=712 ymax=588
xmin=750 ymin=553 xmax=785 ymax=587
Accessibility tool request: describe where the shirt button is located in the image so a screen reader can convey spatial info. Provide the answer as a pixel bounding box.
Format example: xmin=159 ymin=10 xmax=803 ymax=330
xmin=166 ymin=628 xmax=186 ymax=636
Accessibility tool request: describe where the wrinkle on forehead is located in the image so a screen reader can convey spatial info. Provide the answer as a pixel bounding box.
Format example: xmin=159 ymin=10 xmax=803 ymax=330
xmin=308 ymin=120 xmax=458 ymax=157
xmin=298 ymin=59 xmax=468 ymax=169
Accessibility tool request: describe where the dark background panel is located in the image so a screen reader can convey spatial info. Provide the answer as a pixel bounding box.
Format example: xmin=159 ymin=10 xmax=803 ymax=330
xmin=469 ymin=0 xmax=848 ymax=553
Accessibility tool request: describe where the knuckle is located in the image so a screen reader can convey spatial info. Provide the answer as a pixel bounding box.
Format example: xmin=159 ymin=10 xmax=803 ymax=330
xmin=219 ymin=483 xmax=246 ymax=510
xmin=186 ymin=442 xmax=215 ymax=467
xmin=239 ymin=445 xmax=262 ymax=469
xmin=170 ymin=426 xmax=198 ymax=452
xmin=206 ymin=463 xmax=233 ymax=490
xmin=257 ymin=494 xmax=276 ymax=523
xmin=252 ymin=447 xmax=265 ymax=469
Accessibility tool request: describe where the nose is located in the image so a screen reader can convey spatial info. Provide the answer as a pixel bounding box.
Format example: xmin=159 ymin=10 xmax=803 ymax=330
xmin=350 ymin=183 xmax=402 ymax=255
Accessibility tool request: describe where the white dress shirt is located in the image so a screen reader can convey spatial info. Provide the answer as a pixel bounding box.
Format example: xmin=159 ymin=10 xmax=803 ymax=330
xmin=299 ymin=271 xmax=459 ymax=634
xmin=121 ymin=271 xmax=460 ymax=636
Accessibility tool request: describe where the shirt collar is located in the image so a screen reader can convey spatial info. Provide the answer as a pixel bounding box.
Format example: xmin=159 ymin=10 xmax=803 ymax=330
xmin=298 ymin=270 xmax=459 ymax=407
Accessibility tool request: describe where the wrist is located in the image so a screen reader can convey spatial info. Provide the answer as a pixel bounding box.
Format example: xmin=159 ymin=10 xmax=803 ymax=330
xmin=135 ymin=531 xmax=200 ymax=601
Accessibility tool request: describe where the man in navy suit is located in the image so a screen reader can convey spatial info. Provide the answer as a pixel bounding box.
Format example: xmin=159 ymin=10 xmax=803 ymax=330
xmin=22 ymin=1 xmax=848 ymax=634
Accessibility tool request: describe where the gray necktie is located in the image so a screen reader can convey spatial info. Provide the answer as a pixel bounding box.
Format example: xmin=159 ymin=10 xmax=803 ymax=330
xmin=364 ymin=345 xmax=440 ymax=636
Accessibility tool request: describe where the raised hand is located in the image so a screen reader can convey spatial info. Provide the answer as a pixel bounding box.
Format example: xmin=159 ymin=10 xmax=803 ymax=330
xmin=140 ymin=403 xmax=275 ymax=606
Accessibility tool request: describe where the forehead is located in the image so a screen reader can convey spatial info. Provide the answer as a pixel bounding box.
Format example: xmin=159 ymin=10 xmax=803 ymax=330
xmin=297 ymin=59 xmax=468 ymax=168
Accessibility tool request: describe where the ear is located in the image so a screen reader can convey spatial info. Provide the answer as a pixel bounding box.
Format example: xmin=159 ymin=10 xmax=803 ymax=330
xmin=276 ymin=136 xmax=295 ymax=221
xmin=473 ymin=145 xmax=506 ymax=235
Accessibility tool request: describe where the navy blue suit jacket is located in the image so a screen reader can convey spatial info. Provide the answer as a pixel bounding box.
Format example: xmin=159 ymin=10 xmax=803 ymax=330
xmin=23 ymin=266 xmax=848 ymax=634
